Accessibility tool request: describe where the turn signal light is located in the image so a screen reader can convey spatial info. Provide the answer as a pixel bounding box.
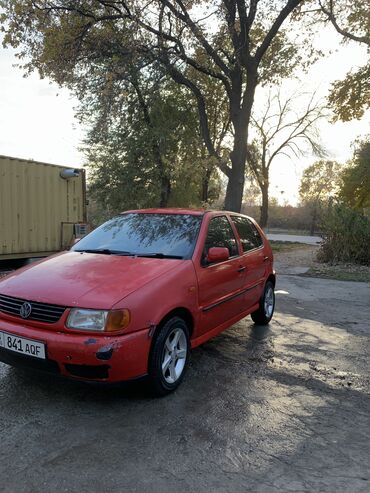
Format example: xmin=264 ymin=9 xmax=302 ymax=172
xmin=105 ymin=309 xmax=131 ymax=332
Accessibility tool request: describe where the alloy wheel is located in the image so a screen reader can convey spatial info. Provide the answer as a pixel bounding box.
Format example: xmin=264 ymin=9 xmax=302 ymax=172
xmin=264 ymin=285 xmax=274 ymax=318
xmin=161 ymin=327 xmax=188 ymax=384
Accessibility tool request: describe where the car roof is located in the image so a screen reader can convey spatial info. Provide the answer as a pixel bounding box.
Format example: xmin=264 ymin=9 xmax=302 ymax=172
xmin=120 ymin=208 xmax=255 ymax=220
xmin=121 ymin=208 xmax=205 ymax=216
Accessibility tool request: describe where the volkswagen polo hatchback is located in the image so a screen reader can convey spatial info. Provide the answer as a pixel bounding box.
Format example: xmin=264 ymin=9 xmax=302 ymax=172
xmin=0 ymin=209 xmax=275 ymax=395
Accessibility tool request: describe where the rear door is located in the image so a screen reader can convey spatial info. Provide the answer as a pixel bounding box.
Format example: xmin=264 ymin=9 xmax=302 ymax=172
xmin=230 ymin=215 xmax=268 ymax=309
xmin=195 ymin=215 xmax=246 ymax=336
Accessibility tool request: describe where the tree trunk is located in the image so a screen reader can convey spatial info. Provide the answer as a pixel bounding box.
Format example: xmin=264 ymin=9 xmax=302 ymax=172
xmin=224 ymin=166 xmax=245 ymax=211
xmin=259 ymin=183 xmax=269 ymax=228
xmin=160 ymin=175 xmax=171 ymax=207
xmin=224 ymin=72 xmax=257 ymax=212
xmin=310 ymin=204 xmax=317 ymax=236
xmin=201 ymin=167 xmax=212 ymax=203
xmin=224 ymin=123 xmax=248 ymax=211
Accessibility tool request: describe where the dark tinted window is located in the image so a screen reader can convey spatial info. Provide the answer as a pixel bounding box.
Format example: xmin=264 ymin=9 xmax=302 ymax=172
xmin=72 ymin=213 xmax=202 ymax=259
xmin=204 ymin=216 xmax=238 ymax=259
xmin=231 ymin=216 xmax=263 ymax=252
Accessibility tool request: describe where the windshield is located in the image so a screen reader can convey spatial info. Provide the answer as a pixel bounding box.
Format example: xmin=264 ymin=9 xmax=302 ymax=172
xmin=72 ymin=213 xmax=202 ymax=259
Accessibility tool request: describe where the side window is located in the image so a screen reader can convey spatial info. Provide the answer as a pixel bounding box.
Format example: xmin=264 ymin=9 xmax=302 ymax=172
xmin=231 ymin=216 xmax=263 ymax=252
xmin=204 ymin=216 xmax=238 ymax=260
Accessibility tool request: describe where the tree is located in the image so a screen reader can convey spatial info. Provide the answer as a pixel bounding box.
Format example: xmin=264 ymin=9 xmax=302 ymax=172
xmin=84 ymin=78 xmax=222 ymax=219
xmin=299 ymin=160 xmax=341 ymax=234
xmin=0 ymin=0 xmax=316 ymax=212
xmin=339 ymin=138 xmax=370 ymax=211
xmin=59 ymin=38 xmax=227 ymax=212
xmin=248 ymin=90 xmax=326 ymax=227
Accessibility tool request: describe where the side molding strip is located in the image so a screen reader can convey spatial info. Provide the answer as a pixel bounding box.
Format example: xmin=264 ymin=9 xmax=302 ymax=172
xmin=202 ymin=282 xmax=262 ymax=312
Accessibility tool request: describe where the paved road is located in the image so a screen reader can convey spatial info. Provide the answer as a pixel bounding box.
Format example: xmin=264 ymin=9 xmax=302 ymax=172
xmin=0 ymin=276 xmax=369 ymax=492
xmin=267 ymin=233 xmax=322 ymax=245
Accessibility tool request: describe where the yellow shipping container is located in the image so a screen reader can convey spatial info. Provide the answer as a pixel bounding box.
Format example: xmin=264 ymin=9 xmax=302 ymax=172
xmin=0 ymin=155 xmax=87 ymax=260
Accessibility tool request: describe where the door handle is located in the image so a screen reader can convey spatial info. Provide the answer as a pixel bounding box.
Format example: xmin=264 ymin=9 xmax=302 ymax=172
xmin=237 ymin=266 xmax=246 ymax=273
xmin=263 ymin=256 xmax=269 ymax=262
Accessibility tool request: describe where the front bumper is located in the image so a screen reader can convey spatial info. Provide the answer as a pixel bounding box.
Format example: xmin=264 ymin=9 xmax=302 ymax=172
xmin=0 ymin=318 xmax=151 ymax=382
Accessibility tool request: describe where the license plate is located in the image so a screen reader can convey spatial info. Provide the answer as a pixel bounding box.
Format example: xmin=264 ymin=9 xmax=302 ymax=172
xmin=0 ymin=331 xmax=46 ymax=359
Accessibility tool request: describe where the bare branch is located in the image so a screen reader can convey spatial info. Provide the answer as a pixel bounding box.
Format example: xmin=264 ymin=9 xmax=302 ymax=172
xmin=159 ymin=0 xmax=231 ymax=76
xmin=319 ymin=0 xmax=370 ymax=45
xmin=254 ymin=0 xmax=302 ymax=63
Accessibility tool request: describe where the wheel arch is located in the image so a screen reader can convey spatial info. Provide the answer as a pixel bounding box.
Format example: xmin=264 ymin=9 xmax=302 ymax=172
xmin=147 ymin=307 xmax=194 ymax=378
xmin=266 ymin=273 xmax=276 ymax=287
xmin=154 ymin=307 xmax=194 ymax=338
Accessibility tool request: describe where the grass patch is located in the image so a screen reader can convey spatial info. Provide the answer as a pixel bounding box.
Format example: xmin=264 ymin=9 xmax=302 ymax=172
xmin=303 ymin=264 xmax=370 ymax=283
xmin=266 ymin=228 xmax=313 ymax=236
xmin=270 ymin=241 xmax=310 ymax=253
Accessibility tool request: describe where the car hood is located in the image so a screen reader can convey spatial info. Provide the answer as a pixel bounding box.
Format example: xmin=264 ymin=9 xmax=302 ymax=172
xmin=0 ymin=252 xmax=184 ymax=308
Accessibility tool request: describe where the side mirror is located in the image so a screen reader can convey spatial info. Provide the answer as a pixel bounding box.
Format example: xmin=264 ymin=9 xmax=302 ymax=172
xmin=207 ymin=247 xmax=229 ymax=264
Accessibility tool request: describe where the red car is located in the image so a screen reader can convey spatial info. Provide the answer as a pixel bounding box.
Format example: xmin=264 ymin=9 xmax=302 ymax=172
xmin=0 ymin=209 xmax=275 ymax=395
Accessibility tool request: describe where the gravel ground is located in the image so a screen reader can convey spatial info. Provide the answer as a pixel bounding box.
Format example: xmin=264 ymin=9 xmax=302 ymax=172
xmin=0 ymin=256 xmax=369 ymax=492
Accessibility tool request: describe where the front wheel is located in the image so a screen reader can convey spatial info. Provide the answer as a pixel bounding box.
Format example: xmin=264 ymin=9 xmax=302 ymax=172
xmin=148 ymin=317 xmax=190 ymax=396
xmin=251 ymin=281 xmax=275 ymax=325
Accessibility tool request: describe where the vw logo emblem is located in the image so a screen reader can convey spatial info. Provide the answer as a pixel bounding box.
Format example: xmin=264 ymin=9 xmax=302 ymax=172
xmin=20 ymin=302 xmax=32 ymax=319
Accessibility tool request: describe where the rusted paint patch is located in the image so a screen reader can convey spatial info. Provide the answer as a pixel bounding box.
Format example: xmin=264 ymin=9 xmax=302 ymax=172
xmin=84 ymin=338 xmax=97 ymax=345
xmin=148 ymin=323 xmax=156 ymax=338
xmin=96 ymin=346 xmax=113 ymax=361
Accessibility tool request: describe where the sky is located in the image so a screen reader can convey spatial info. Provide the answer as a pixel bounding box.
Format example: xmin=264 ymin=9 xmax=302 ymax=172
xmin=0 ymin=37 xmax=84 ymax=167
xmin=258 ymin=28 xmax=369 ymax=205
xmin=0 ymin=26 xmax=369 ymax=206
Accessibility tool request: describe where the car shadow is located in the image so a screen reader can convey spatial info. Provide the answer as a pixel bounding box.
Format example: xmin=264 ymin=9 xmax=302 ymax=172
xmin=3 ymin=365 xmax=152 ymax=402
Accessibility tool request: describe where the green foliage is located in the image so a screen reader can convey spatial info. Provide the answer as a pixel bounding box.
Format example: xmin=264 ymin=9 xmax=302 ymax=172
xmin=318 ymin=203 xmax=370 ymax=265
xmin=85 ymin=80 xmax=221 ymax=221
xmin=339 ymin=138 xmax=370 ymax=210
xmin=329 ymin=64 xmax=370 ymax=122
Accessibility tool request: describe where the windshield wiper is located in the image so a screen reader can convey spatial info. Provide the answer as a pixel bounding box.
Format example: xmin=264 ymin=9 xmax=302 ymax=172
xmin=74 ymin=249 xmax=183 ymax=259
xmin=75 ymin=249 xmax=134 ymax=256
xmin=135 ymin=253 xmax=184 ymax=259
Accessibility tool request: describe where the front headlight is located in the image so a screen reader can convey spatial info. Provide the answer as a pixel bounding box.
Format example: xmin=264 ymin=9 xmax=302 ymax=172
xmin=67 ymin=309 xmax=108 ymax=331
xmin=66 ymin=309 xmax=130 ymax=332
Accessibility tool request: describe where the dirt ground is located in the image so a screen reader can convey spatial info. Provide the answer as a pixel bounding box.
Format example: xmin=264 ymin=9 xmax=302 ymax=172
xmin=273 ymin=244 xmax=370 ymax=282
xmin=273 ymin=244 xmax=319 ymax=275
xmin=0 ymin=251 xmax=370 ymax=492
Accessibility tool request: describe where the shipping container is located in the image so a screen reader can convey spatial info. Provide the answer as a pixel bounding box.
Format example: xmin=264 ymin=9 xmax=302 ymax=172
xmin=0 ymin=155 xmax=87 ymax=260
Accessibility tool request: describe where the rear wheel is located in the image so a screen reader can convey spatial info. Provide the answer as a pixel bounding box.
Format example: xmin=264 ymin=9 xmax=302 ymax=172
xmin=148 ymin=317 xmax=190 ymax=396
xmin=251 ymin=281 xmax=275 ymax=325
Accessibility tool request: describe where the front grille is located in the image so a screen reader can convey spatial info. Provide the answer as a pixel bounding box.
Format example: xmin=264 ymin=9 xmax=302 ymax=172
xmin=0 ymin=294 xmax=66 ymax=324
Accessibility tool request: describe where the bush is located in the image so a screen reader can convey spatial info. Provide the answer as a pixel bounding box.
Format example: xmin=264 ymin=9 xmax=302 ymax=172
xmin=318 ymin=204 xmax=370 ymax=265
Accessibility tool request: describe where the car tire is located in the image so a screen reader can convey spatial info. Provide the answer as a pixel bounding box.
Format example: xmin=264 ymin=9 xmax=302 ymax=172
xmin=251 ymin=280 xmax=275 ymax=325
xmin=148 ymin=317 xmax=190 ymax=396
